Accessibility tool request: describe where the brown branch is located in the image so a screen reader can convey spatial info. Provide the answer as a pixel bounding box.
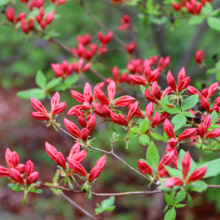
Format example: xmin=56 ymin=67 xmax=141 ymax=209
xmin=60 ymin=192 xmax=100 ymax=220
xmin=208 ymin=185 xmax=220 ymax=189
xmin=36 ymin=183 xmax=162 ymax=196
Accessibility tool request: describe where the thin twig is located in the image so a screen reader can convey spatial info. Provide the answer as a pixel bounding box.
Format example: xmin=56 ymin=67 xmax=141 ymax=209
xmin=60 ymin=192 xmax=100 ymax=220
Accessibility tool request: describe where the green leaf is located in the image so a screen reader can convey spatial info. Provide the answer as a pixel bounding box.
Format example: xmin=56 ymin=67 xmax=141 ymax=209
xmin=207 ymin=17 xmax=220 ymax=31
xmin=211 ymin=110 xmax=218 ymax=124
xmin=190 ymin=181 xmax=207 ymax=193
xmin=175 ymin=204 xmax=186 ymax=208
xmin=198 ymin=158 xmax=220 ymax=178
xmin=164 ymin=166 xmax=182 ymax=178
xmin=45 ymin=78 xmax=62 ymax=91
xmin=17 ymin=88 xmax=46 ymax=100
xmin=163 ymin=205 xmax=169 ymax=213
xmin=181 ymin=95 xmax=199 ymax=111
xmin=164 ymin=193 xmax=175 ymax=206
xmin=146 ymin=141 xmax=160 ymax=168
xmin=189 ymin=15 xmax=204 ymax=25
xmin=69 ymin=182 xmax=74 ymax=190
xmin=101 ymin=196 xmax=115 ymax=208
xmin=182 ymin=112 xmax=195 ymax=118
xmin=209 ymin=9 xmax=220 ymax=17
xmin=130 ymin=127 xmax=140 ymax=133
xmin=0 ymin=0 xmax=11 ymax=6
xmin=103 ymin=206 xmax=116 ymax=212
xmin=171 ymin=114 xmax=187 ymax=131
xmin=177 ymin=150 xmax=196 ymax=175
xmin=140 ymin=85 xmax=146 ymax=95
xmin=12 ymin=186 xmax=22 ymax=192
xmin=159 ymin=101 xmax=180 ymax=114
xmin=36 ymin=70 xmax=47 ymax=89
xmin=164 ymin=207 xmax=176 ymax=220
xmin=139 ymin=134 xmax=150 ymax=145
xmin=64 ymin=75 xmax=78 ymax=88
xmin=201 ymin=2 xmax=213 ymax=14
xmin=206 ymin=68 xmax=217 ymax=74
xmin=139 ymin=118 xmax=150 ymax=133
xmin=174 ymin=190 xmax=186 ymax=204
xmin=8 ymin=183 xmax=16 ymax=189
xmin=150 ymin=132 xmax=164 ymax=140
xmin=187 ymin=194 xmax=193 ymax=207
xmin=34 ymin=189 xmax=43 ymax=194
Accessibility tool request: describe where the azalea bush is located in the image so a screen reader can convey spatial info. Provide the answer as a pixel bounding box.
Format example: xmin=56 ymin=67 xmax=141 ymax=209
xmin=1 ymin=0 xmax=220 ymax=219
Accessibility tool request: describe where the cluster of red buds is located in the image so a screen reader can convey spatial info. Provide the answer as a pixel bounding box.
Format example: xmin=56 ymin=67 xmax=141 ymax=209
xmin=118 ymin=15 xmax=130 ymax=31
xmin=164 ymin=152 xmax=207 ymax=188
xmin=97 ymin=31 xmax=113 ymax=54
xmin=0 ymin=148 xmax=39 ymax=186
xmin=172 ymin=0 xmax=213 ymax=15
xmin=51 ymin=59 xmax=91 ymax=79
xmin=35 ymin=8 xmax=54 ymax=29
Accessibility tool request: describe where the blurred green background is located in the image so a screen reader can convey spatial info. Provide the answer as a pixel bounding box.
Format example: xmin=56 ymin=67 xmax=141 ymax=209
xmin=1 ymin=0 xmax=220 ymax=219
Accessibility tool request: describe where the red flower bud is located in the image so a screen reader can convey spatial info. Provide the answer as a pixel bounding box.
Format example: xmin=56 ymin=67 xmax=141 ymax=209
xmin=125 ymin=42 xmax=136 ymax=54
xmin=201 ymin=97 xmax=210 ymax=112
xmin=178 ymin=76 xmax=190 ymax=92
xmin=45 ymin=11 xmax=54 ymax=25
xmin=157 ymin=151 xmax=175 ymax=171
xmin=127 ymin=101 xmax=139 ymax=122
xmin=144 ymin=89 xmax=157 ymax=103
xmin=26 ymin=171 xmax=39 ymax=185
xmin=6 ymin=6 xmax=15 ymax=24
xmin=9 ymin=168 xmax=24 ymax=184
xmin=145 ymin=102 xmax=154 ymax=121
xmin=114 ymin=95 xmax=135 ymax=107
xmin=107 ymin=80 xmax=116 ymax=103
xmin=51 ymin=92 xmax=66 ymax=116
xmin=182 ymin=152 xmax=191 ymax=179
xmin=164 ymin=119 xmax=175 ymax=138
xmin=177 ymin=67 xmax=186 ymax=86
xmin=208 ymin=82 xmax=219 ymax=98
xmin=86 ymin=113 xmax=96 ymax=134
xmin=94 ymin=88 xmax=110 ymax=106
xmin=167 ymin=71 xmax=177 ymax=91
xmin=195 ymin=50 xmax=205 ymax=64
xmin=129 ymin=75 xmax=146 ymax=85
xmin=151 ymin=81 xmax=161 ymax=100
xmin=25 ymin=160 xmax=34 ymax=178
xmin=67 ymin=158 xmax=88 ymax=177
xmin=164 ymin=177 xmax=183 ymax=188
xmin=172 ymin=3 xmax=181 ymax=10
xmin=187 ymin=86 xmax=202 ymax=100
xmin=110 ymin=111 xmax=128 ymax=126
xmin=75 ymin=109 xmax=87 ymax=127
xmin=45 ymin=142 xmax=58 ymax=162
xmin=80 ymin=128 xmax=89 ymax=141
xmin=0 ymin=166 xmax=9 ymax=177
xmin=177 ymin=128 xmax=197 ymax=142
xmin=137 ymin=160 xmax=153 ymax=175
xmin=205 ymin=129 xmax=220 ymax=139
xmin=89 ymin=155 xmax=106 ymax=182
xmin=56 ymin=152 xmax=66 ymax=169
xmin=112 ymin=66 xmax=119 ymax=81
xmin=64 ymin=118 xmax=81 ymax=138
xmin=147 ymin=69 xmax=160 ymax=83
xmin=83 ymin=82 xmax=92 ymax=104
xmin=187 ymin=166 xmax=207 ymax=183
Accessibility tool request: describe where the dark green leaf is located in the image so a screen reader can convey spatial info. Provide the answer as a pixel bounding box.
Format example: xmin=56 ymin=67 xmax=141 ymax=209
xmin=174 ymin=190 xmax=186 ymax=204
xmin=187 ymin=194 xmax=193 ymax=207
xmin=175 ymin=204 xmax=186 ymax=208
xmin=164 ymin=207 xmax=176 ymax=220
xmin=164 ymin=193 xmax=175 ymax=206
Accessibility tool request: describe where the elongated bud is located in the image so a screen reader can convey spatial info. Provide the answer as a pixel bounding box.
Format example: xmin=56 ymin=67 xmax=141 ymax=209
xmin=157 ymin=151 xmax=175 ymax=171
xmin=177 ymin=67 xmax=186 ymax=85
xmin=204 ymin=114 xmax=212 ymax=130
xmin=26 ymin=171 xmax=39 ymax=185
xmin=145 ymin=102 xmax=154 ymax=121
xmin=52 ymin=102 xmax=66 ymax=116
xmin=187 ymin=166 xmax=207 ymax=183
xmin=6 ymin=6 xmax=15 ymax=24
xmin=195 ymin=50 xmax=205 ymax=64
xmin=205 ymin=129 xmax=220 ymax=139
xmin=89 ymin=155 xmax=106 ymax=182
xmin=144 ymin=64 xmax=151 ymax=80
xmin=114 ymin=95 xmax=135 ymax=107
xmin=208 ymin=82 xmax=219 ymax=98
xmin=151 ymin=81 xmax=161 ymax=100
xmin=144 ymin=89 xmax=157 ymax=103
xmin=31 ymin=97 xmax=47 ymax=113
xmin=9 ymin=168 xmax=24 ymax=184
xmin=64 ymin=118 xmax=81 ymax=138
xmin=164 ymin=177 xmax=183 ymax=188
xmin=178 ymin=76 xmax=190 ymax=92
xmin=110 ymin=111 xmax=128 ymax=126
xmin=16 ymin=164 xmax=25 ymax=174
xmin=148 ymin=69 xmax=160 ymax=83
xmin=187 ymin=86 xmax=202 ymax=100
xmin=45 ymin=11 xmax=54 ymax=25
xmin=67 ymin=158 xmax=88 ymax=177
xmin=168 ymin=138 xmax=178 ymax=148
xmin=75 ymin=109 xmax=87 ymax=127
xmin=25 ymin=160 xmax=34 ymax=178
xmin=177 ymin=128 xmax=197 ymax=142
xmin=45 ymin=142 xmax=58 ymax=162
xmin=112 ymin=66 xmax=119 ymax=81
xmin=137 ymin=160 xmax=153 ymax=175
xmin=107 ymin=80 xmax=116 ymax=103
xmin=163 ymin=119 xmax=175 ymax=138
xmin=31 ymin=112 xmax=50 ymax=121
xmin=129 ymin=75 xmax=146 ymax=85
xmin=125 ymin=42 xmax=136 ymax=54
xmin=167 ymin=71 xmax=177 ymax=91
xmin=201 ymin=97 xmax=210 ymax=112
xmin=94 ymin=88 xmax=110 ymax=106
xmin=51 ymin=92 xmax=60 ymax=110
xmin=83 ymin=82 xmax=92 ymax=104
xmin=80 ymin=128 xmax=89 ymax=141
xmin=172 ymin=3 xmax=181 ymax=10
xmin=70 ymin=90 xmax=84 ymax=103
xmin=161 ymin=87 xmax=173 ymax=99
xmin=182 ymin=152 xmax=191 ymax=179
xmin=197 ymin=123 xmax=206 ymax=138
xmin=86 ymin=113 xmax=96 ymax=134
xmin=127 ymin=101 xmax=138 ymax=122
xmin=0 ymin=166 xmax=9 ymax=177
xmin=56 ymin=152 xmax=66 ymax=169
xmin=74 ymin=150 xmax=87 ymax=163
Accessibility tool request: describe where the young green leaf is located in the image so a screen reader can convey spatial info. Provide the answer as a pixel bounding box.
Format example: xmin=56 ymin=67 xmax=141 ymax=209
xmin=171 ymin=114 xmax=187 ymax=131
xmin=139 ymin=134 xmax=150 ymax=145
xmin=174 ymin=190 xmax=186 ymax=204
xmin=211 ymin=110 xmax=218 ymax=124
xmin=164 ymin=193 xmax=175 ymax=206
xmin=164 ymin=166 xmax=182 ymax=178
xmin=207 ymin=17 xmax=220 ymax=31
xmin=146 ymin=141 xmax=160 ymax=168
xmin=187 ymin=193 xmax=193 ymax=207
xmin=36 ymin=70 xmax=47 ymax=89
xmin=198 ymin=158 xmax=220 ymax=178
xmin=150 ymin=132 xmax=165 ymax=140
xmin=181 ymin=95 xmax=199 ymax=111
xmin=190 ymin=181 xmax=207 ymax=193
xmin=139 ymin=118 xmax=150 ymax=133
xmin=189 ymin=15 xmax=204 ymax=25
xmin=164 ymin=207 xmax=176 ymax=220
xmin=17 ymin=88 xmax=46 ymax=100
